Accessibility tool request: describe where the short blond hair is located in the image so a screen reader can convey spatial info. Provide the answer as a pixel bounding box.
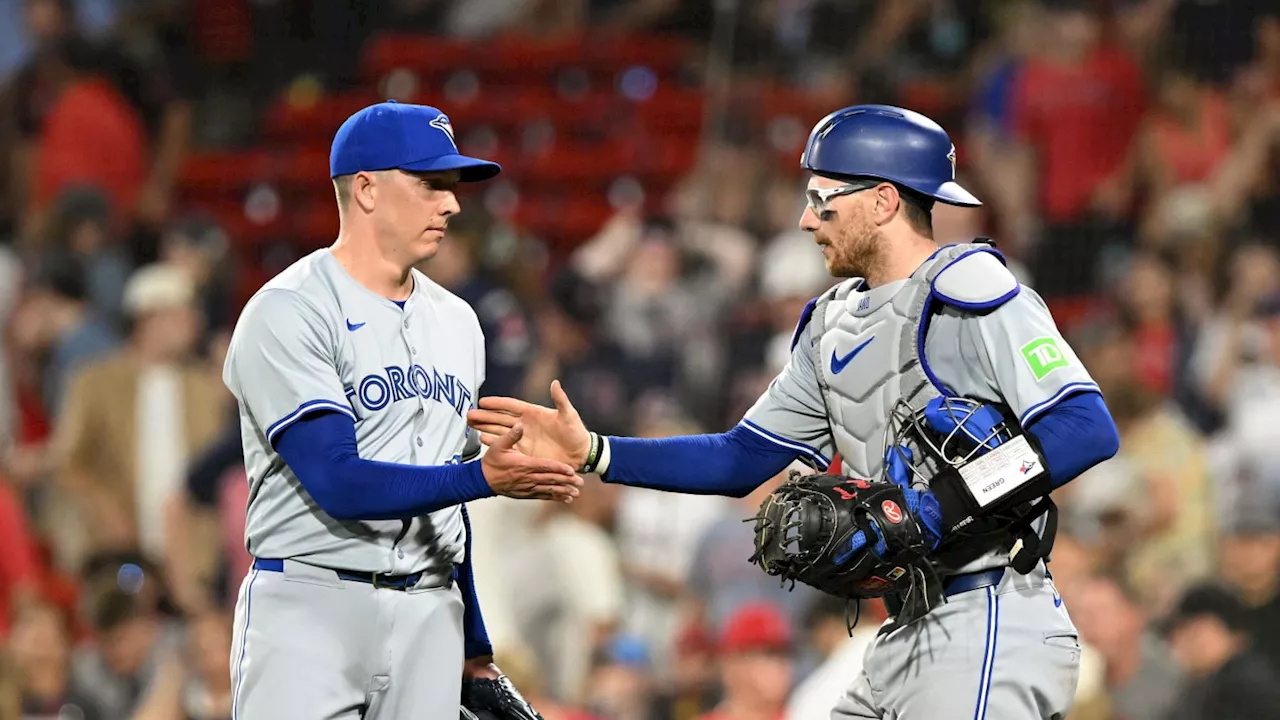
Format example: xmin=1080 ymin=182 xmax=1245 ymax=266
xmin=333 ymin=175 xmax=353 ymax=211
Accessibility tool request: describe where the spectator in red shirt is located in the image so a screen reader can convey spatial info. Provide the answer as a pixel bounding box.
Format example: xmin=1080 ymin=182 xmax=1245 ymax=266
xmin=1003 ymin=0 xmax=1146 ymax=297
xmin=695 ymin=603 xmax=793 ymax=720
xmin=1116 ymin=250 xmax=1183 ymax=398
xmin=1135 ymin=61 xmax=1234 ymax=243
xmin=0 ymin=479 xmax=38 ymax=640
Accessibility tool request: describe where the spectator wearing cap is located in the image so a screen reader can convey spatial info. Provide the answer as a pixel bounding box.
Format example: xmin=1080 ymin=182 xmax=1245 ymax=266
xmin=756 ymin=230 xmax=836 ymax=375
xmin=53 ymin=263 xmax=225 ymax=581
xmin=696 ymin=602 xmax=793 ymax=720
xmin=1165 ymin=582 xmax=1280 ymax=720
xmin=1219 ymin=498 xmax=1280 ymax=673
xmin=584 ymin=634 xmax=658 ymax=720
xmin=652 ymin=622 xmax=720 ymax=720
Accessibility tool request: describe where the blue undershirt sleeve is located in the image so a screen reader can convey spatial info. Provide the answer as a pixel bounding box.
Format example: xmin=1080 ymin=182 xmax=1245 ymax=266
xmin=274 ymin=411 xmax=495 ymax=521
xmin=1025 ymin=390 xmax=1120 ymax=489
xmin=602 ymin=424 xmax=801 ymax=497
xmin=457 ymin=504 xmax=492 ymax=658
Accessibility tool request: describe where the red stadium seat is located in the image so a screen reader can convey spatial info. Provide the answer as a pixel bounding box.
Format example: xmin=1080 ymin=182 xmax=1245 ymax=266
xmin=182 ymin=198 xmax=289 ymax=249
xmin=295 ymin=201 xmax=340 ymax=247
xmin=583 ymin=34 xmax=695 ymax=76
xmin=233 ymin=265 xmax=272 ymax=310
xmin=512 ymin=194 xmax=614 ymax=245
xmin=475 ymin=34 xmax=589 ymax=83
xmin=262 ymin=91 xmax=378 ymax=144
xmin=360 ymin=34 xmax=477 ymax=85
xmin=530 ymin=141 xmax=637 ymax=186
xmin=177 ymin=150 xmax=276 ymax=195
xmin=630 ymin=89 xmax=705 ymax=134
xmin=633 ymin=135 xmax=699 ymax=180
xmin=280 ymin=147 xmax=335 ymax=194
xmin=535 ymin=90 xmax=619 ymax=134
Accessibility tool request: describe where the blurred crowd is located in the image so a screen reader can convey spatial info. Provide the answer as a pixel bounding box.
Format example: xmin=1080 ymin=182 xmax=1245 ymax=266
xmin=1 ymin=0 xmax=1280 ymax=719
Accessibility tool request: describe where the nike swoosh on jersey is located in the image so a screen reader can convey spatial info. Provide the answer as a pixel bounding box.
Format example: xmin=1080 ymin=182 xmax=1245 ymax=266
xmin=346 ymin=319 xmax=366 ymax=331
xmin=830 ymin=336 xmax=874 ymax=374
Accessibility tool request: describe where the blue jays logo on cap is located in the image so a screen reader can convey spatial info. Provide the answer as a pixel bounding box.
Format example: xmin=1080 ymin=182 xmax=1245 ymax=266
xmin=329 ymin=101 xmax=500 ymax=182
xmin=429 ymin=114 xmax=456 ymax=145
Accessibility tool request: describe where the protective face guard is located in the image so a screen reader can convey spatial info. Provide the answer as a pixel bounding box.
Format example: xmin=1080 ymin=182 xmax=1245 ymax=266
xmin=884 ymin=396 xmax=1058 ymax=575
xmin=883 ymin=396 xmax=1017 ymax=486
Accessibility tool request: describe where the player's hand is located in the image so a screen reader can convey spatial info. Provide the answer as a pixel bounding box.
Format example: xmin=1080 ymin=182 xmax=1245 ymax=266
xmin=884 ymin=446 xmax=943 ymax=549
xmin=467 ymin=380 xmax=591 ymax=469
xmin=480 ymin=423 xmax=582 ymax=503
xmin=463 ymin=656 xmax=502 ymax=680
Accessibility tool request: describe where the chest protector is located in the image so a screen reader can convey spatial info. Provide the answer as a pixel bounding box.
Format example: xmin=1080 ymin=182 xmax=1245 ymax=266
xmin=803 ymin=241 xmax=1019 ymax=482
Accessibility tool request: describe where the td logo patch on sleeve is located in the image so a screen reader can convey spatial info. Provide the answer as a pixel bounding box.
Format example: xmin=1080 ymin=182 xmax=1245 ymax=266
xmin=1020 ymin=337 xmax=1070 ymax=381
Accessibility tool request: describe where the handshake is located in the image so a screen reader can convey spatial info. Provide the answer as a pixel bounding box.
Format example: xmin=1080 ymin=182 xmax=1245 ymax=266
xmin=465 ymin=380 xmax=595 ymax=504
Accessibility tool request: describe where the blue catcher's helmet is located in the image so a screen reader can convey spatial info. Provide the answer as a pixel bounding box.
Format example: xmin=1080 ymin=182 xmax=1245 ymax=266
xmin=800 ymin=104 xmax=981 ymax=207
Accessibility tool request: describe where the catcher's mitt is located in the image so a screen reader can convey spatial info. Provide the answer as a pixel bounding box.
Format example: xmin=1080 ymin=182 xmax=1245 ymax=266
xmin=461 ymin=675 xmax=543 ymax=720
xmin=748 ymin=471 xmax=942 ymax=612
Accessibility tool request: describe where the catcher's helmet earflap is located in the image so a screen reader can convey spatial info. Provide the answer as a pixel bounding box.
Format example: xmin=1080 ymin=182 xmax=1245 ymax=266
xmin=800 ymin=105 xmax=982 ymax=207
xmin=884 ymin=397 xmax=1017 ymax=485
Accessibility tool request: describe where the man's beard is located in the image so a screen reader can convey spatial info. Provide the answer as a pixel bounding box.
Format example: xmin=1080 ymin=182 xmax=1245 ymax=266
xmin=822 ymin=212 xmax=884 ymax=280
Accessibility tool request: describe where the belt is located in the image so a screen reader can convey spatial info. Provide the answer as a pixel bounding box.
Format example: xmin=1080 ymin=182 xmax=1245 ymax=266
xmin=252 ymin=558 xmax=445 ymax=591
xmin=883 ymin=567 xmax=1006 ymax=618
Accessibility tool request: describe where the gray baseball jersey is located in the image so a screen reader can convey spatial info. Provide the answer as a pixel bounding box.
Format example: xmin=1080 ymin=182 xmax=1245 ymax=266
xmin=223 ymin=248 xmax=483 ymax=580
xmin=744 ymin=248 xmax=1095 ymax=480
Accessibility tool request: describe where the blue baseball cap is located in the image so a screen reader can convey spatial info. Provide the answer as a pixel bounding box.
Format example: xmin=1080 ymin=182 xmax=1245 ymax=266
xmin=329 ymin=101 xmax=501 ymax=182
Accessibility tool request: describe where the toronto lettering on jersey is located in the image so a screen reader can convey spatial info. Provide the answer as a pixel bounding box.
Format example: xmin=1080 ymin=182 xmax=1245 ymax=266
xmin=344 ymin=364 xmax=473 ymax=417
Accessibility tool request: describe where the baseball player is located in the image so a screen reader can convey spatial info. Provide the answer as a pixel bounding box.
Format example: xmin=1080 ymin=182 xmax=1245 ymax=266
xmin=222 ymin=100 xmax=581 ymax=719
xmin=467 ymin=105 xmax=1121 ymax=719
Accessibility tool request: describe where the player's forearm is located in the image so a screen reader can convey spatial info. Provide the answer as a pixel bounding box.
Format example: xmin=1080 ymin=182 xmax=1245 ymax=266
xmin=1025 ymin=390 xmax=1120 ymax=488
xmin=275 ymin=412 xmax=494 ymax=521
xmin=601 ymin=424 xmax=798 ymax=497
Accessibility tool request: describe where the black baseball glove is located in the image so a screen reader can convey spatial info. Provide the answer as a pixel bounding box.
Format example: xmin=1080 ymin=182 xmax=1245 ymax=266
xmin=460 ymin=675 xmax=543 ymax=720
xmin=748 ymin=471 xmax=943 ymax=612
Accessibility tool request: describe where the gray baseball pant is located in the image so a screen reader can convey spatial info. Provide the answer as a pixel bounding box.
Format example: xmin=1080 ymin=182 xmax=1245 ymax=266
xmin=832 ymin=563 xmax=1080 ymax=719
xmin=229 ymin=558 xmax=464 ymax=719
